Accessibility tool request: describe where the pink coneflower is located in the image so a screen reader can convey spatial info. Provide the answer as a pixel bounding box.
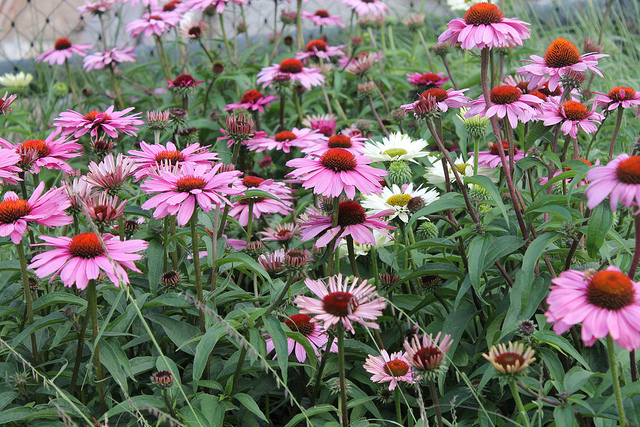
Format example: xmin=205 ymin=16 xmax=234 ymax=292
xmin=342 ymin=0 xmax=388 ymax=17
xmin=0 ymin=92 xmax=18 ymax=115
xmin=126 ymin=12 xmax=180 ymax=38
xmin=165 ymin=73 xmax=204 ymax=88
xmin=406 ymin=72 xmax=449 ymax=90
xmin=299 ymin=200 xmax=395 ymax=248
xmin=483 ymin=342 xmax=536 ymax=375
xmin=29 ymin=232 xmax=148 ymax=290
xmin=0 ymin=182 xmax=72 ymax=244
xmin=265 ymin=313 xmax=337 ymax=363
xmin=301 ymin=133 xmax=365 ymax=156
xmin=539 ymin=100 xmax=603 ymax=139
xmin=179 ymin=0 xmax=247 ymax=14
xmin=0 ymin=148 xmax=21 ymax=185
xmin=123 ymin=0 xmax=158 ymax=6
xmin=247 ymin=128 xmax=325 ymax=153
xmin=128 ymin=141 xmax=219 ymax=180
xmin=63 ymin=177 xmax=94 ymax=213
xmin=85 ymin=153 xmax=137 ymax=194
xmin=83 ymin=46 xmax=136 ymax=71
xmin=403 ymin=332 xmax=453 ymax=373
xmin=465 ymin=85 xmax=544 ymax=128
xmin=401 ymin=87 xmax=470 ymax=113
xmin=257 ymin=59 xmax=325 ymax=91
xmin=260 ymin=223 xmax=300 ymax=243
xmin=228 ymin=176 xmax=293 ymax=226
xmin=224 ymin=89 xmax=278 ymax=114
xmin=363 ymin=350 xmax=414 ymax=390
xmin=585 ymin=154 xmax=640 ymax=211
xmin=302 ymin=114 xmax=338 ymax=137
xmin=545 ymin=266 xmax=640 ymax=350
xmin=1 ymin=128 xmax=82 ymax=175
xmin=258 ymin=249 xmax=285 ymax=274
xmin=83 ymin=192 xmax=126 ymax=225
xmin=295 ymin=40 xmax=346 ymax=63
xmin=180 ymin=16 xmax=207 ymax=39
xmin=294 ymin=274 xmax=387 ymax=334
xmin=35 ymin=38 xmax=91 ymax=66
xmin=141 ymin=163 xmax=242 ymax=226
xmin=55 ymin=105 xmax=144 ymax=139
xmin=77 ymin=0 xmax=116 ymax=16
xmin=437 ymin=3 xmax=530 ymax=51
xmin=518 ymin=38 xmax=607 ymax=91
xmin=473 ymin=141 xmax=525 ymax=169
xmin=343 ymin=51 xmax=384 ymax=77
xmin=286 ymin=149 xmax=387 ymax=199
xmin=301 ymin=10 xmax=346 ymax=28
xmin=594 ymin=87 xmax=640 ymax=113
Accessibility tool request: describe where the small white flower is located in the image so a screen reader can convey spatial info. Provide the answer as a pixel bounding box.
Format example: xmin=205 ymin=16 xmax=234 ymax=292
xmin=338 ymin=230 xmax=394 ymax=257
xmin=364 ymin=132 xmax=429 ymax=163
xmin=424 ymin=155 xmax=495 ymax=185
xmin=0 ymin=71 xmax=33 ymax=88
xmin=362 ymin=183 xmax=439 ymax=223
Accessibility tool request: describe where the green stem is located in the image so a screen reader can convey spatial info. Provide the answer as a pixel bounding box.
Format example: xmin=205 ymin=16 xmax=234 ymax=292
xmin=219 ymin=14 xmax=233 ymax=64
xmin=16 ymin=242 xmax=38 ymax=363
xmin=262 ymin=275 xmax=295 ymax=321
xmin=345 ymin=236 xmax=360 ymax=277
xmin=473 ymin=137 xmax=480 ymax=176
xmin=394 ymin=387 xmax=402 ymax=424
xmin=163 ymin=388 xmax=176 ymax=417
xmin=416 ymin=30 xmax=434 ymax=72
xmin=69 ymin=310 xmax=89 ymax=398
xmin=154 ymin=35 xmax=172 ymax=81
xmin=190 ymin=211 xmax=205 ymax=333
xmin=197 ymin=38 xmax=214 ymax=63
xmin=246 ymin=200 xmax=254 ymax=243
xmin=295 ymin=0 xmax=303 ymax=51
xmin=608 ymin=105 xmax=624 ymax=161
xmin=337 ymin=323 xmax=349 ymax=427
xmin=509 ymin=379 xmax=530 ymax=427
xmin=231 ymin=346 xmax=248 ymax=394
xmin=163 ymin=217 xmax=169 ymax=272
xmin=371 ymin=247 xmax=379 ymax=289
xmin=326 ymin=198 xmax=340 ymax=276
xmin=117 ymin=216 xmax=124 ymax=241
xmin=429 ymin=380 xmax=444 ymax=427
xmin=64 ymin=60 xmax=81 ymax=107
xmin=607 ymin=335 xmax=628 ymax=426
xmin=209 ymin=207 xmax=220 ymax=293
xmin=87 ymin=280 xmax=105 ymax=414
xmin=108 ymin=64 xmax=124 ymax=110
xmin=170 ymin=216 xmax=178 ymax=270
xmin=311 ymin=336 xmax=334 ymax=405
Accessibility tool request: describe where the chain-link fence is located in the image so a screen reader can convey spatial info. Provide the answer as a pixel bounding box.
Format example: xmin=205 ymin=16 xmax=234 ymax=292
xmin=0 ymin=0 xmax=430 ymax=71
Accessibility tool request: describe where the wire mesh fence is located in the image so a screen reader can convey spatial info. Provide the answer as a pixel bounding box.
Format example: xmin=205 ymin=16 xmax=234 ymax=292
xmin=0 ymin=0 xmax=430 ymax=70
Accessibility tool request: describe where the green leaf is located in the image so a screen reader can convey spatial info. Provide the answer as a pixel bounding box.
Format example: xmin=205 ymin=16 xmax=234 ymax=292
xmin=234 ymin=393 xmax=268 ymax=422
xmin=482 ymin=235 xmax=525 ymax=270
xmin=562 ymin=366 xmax=594 ymax=394
xmin=286 ymin=332 xmax=318 ymax=370
xmin=193 ymin=324 xmax=227 ymax=382
xmin=284 ymin=404 xmax=337 ymax=427
xmin=100 ymin=339 xmax=133 ymax=393
xmin=526 ymin=121 xmax=552 ymax=145
xmin=146 ymin=239 xmax=164 ymax=295
xmin=216 ymin=253 xmax=272 ymax=283
xmin=408 ymin=193 xmax=465 ymax=227
xmin=264 ymin=316 xmax=289 ymax=384
xmin=586 ymin=203 xmax=613 ymax=258
xmin=32 ymin=292 xmax=87 ymax=312
xmin=554 ymin=405 xmax=578 ymax=427
xmin=536 ymin=331 xmax=590 ymax=369
xmin=468 ymin=235 xmax=491 ymax=293
xmin=146 ymin=313 xmax=201 ymax=355
xmin=12 ymin=313 xmax=66 ymax=347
